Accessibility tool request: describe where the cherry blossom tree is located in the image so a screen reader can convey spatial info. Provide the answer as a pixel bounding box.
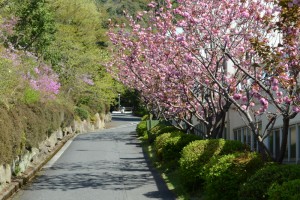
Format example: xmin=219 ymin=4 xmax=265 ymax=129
xmin=108 ymin=0 xmax=300 ymax=162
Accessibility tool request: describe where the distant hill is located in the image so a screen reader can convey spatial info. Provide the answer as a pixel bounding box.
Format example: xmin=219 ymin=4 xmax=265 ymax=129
xmin=96 ymin=0 xmax=151 ymax=25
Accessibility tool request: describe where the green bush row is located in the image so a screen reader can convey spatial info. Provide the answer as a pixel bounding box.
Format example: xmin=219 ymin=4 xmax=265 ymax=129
xmin=239 ymin=164 xmax=300 ymax=200
xmin=136 ymin=120 xmax=147 ymax=137
xmin=204 ymin=152 xmax=263 ymax=200
xmin=179 ymin=139 xmax=249 ymax=190
xmin=154 ymin=131 xmax=200 ymax=165
xmin=138 ymin=119 xmax=300 ymax=200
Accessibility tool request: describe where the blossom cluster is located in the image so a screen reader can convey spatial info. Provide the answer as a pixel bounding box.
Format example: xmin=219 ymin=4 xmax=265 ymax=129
xmin=108 ymin=0 xmax=300 ymax=137
xmin=28 ymin=65 xmax=61 ymax=99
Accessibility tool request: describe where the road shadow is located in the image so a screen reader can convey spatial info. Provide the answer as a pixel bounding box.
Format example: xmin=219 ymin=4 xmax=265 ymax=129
xmin=22 ymin=114 xmax=175 ymax=199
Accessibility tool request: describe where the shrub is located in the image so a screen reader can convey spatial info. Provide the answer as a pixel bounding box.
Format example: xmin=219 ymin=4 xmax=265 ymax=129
xmin=74 ymin=106 xmax=90 ymax=120
xmin=268 ymin=179 xmax=300 ymax=200
xmin=204 ymin=152 xmax=263 ymax=200
xmin=239 ymin=164 xmax=300 ymax=200
xmin=148 ymin=122 xmax=176 ymax=143
xmin=141 ymin=114 xmax=149 ymax=121
xmin=156 ymin=126 xmax=180 ymax=136
xmin=0 ymin=105 xmax=20 ymax=165
xmin=179 ymin=139 xmax=248 ymax=189
xmin=136 ymin=121 xmax=147 ymax=137
xmin=22 ymin=87 xmax=40 ymax=104
xmin=155 ymin=131 xmax=199 ymax=164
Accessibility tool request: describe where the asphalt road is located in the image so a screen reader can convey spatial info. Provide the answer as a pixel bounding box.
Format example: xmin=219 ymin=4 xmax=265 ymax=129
xmin=11 ymin=113 xmax=176 ymax=200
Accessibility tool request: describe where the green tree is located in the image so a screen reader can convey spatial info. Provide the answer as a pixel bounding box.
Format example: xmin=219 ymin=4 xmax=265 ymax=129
xmin=8 ymin=0 xmax=56 ymax=55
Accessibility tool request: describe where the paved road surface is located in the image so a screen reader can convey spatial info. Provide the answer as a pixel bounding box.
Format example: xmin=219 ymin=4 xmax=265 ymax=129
xmin=11 ymin=114 xmax=175 ymax=200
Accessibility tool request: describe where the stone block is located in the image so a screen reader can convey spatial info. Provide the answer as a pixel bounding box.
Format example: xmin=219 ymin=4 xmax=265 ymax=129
xmin=0 ymin=164 xmax=11 ymax=184
xmin=56 ymin=128 xmax=63 ymax=140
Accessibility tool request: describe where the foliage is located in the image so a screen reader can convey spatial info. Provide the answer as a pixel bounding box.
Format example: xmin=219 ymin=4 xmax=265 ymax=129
xmin=0 ymin=101 xmax=74 ymax=165
xmin=267 ymin=179 xmax=300 ymax=200
xmin=9 ymin=0 xmax=56 ymax=54
xmin=204 ymin=152 xmax=263 ymax=200
xmin=179 ymin=139 xmax=248 ymax=189
xmin=96 ymin=0 xmax=151 ymax=27
xmin=0 ymin=0 xmax=129 ymax=169
xmin=154 ymin=131 xmax=199 ymax=165
xmin=108 ymin=0 xmax=300 ymax=162
xmin=22 ymin=87 xmax=40 ymax=104
xmin=147 ymin=121 xmax=174 ymax=143
xmin=74 ymin=106 xmax=90 ymax=121
xmin=45 ymin=0 xmax=121 ymax=112
xmin=156 ymin=126 xmax=179 ymax=136
xmin=239 ymin=164 xmax=300 ymax=200
xmin=136 ymin=120 xmax=147 ymax=137
xmin=141 ymin=114 xmax=149 ymax=121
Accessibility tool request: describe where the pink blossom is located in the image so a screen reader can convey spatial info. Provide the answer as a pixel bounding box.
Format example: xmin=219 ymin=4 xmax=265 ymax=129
xmin=233 ymin=93 xmax=242 ymax=100
xmin=260 ymin=98 xmax=268 ymax=106
xmin=272 ymin=86 xmax=279 ymax=91
xmin=293 ymin=106 xmax=300 ymax=113
xmin=283 ymin=96 xmax=292 ymax=104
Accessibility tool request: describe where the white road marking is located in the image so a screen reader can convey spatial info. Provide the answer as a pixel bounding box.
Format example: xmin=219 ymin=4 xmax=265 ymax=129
xmin=43 ymin=139 xmax=73 ymax=169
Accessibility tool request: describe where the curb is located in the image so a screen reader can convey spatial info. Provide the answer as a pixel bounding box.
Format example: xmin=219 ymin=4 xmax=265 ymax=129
xmin=0 ymin=133 xmax=77 ymax=200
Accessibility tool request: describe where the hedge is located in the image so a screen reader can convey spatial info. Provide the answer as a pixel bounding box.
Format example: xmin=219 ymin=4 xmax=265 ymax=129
xmin=154 ymin=131 xmax=200 ymax=164
xmin=204 ymin=152 xmax=263 ymax=200
xmin=148 ymin=123 xmax=177 ymax=143
xmin=136 ymin=121 xmax=147 ymax=137
xmin=179 ymin=139 xmax=249 ymax=189
xmin=239 ymin=164 xmax=300 ymax=200
xmin=268 ymin=179 xmax=300 ymax=200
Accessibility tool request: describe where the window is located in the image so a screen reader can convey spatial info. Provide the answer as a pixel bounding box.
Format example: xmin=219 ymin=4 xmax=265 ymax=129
xmin=233 ymin=122 xmax=261 ymax=151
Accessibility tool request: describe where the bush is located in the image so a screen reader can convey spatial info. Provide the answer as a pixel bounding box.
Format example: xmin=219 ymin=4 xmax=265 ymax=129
xmin=155 ymin=131 xmax=200 ymax=164
xmin=0 ymin=101 xmax=74 ymax=165
xmin=204 ymin=152 xmax=263 ymax=200
xmin=141 ymin=114 xmax=149 ymax=121
xmin=22 ymin=87 xmax=40 ymax=104
xmin=268 ymin=179 xmax=300 ymax=200
xmin=74 ymin=106 xmax=90 ymax=120
xmin=136 ymin=121 xmax=147 ymax=137
xmin=239 ymin=164 xmax=300 ymax=200
xmin=156 ymin=126 xmax=179 ymax=136
xmin=179 ymin=139 xmax=248 ymax=189
xmin=0 ymin=105 xmax=20 ymax=164
xmin=148 ymin=122 xmax=175 ymax=143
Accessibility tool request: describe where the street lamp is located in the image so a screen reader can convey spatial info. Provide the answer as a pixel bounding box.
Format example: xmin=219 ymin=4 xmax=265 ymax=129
xmin=118 ymin=94 xmax=120 ymax=111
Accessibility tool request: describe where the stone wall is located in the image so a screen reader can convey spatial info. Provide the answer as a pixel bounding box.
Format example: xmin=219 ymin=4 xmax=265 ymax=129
xmin=0 ymin=113 xmax=111 ymax=190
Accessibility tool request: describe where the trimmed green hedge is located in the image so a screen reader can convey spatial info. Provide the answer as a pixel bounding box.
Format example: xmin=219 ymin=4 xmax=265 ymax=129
xmin=155 ymin=131 xmax=200 ymax=164
xmin=136 ymin=121 xmax=147 ymax=137
xmin=239 ymin=164 xmax=300 ymax=200
xmin=268 ymin=179 xmax=300 ymax=200
xmin=179 ymin=139 xmax=248 ymax=189
xmin=148 ymin=123 xmax=177 ymax=143
xmin=204 ymin=152 xmax=263 ymax=200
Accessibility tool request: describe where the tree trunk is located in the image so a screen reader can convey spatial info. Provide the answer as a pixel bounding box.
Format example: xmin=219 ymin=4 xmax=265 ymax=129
xmin=276 ymin=117 xmax=290 ymax=163
xmin=249 ymin=122 xmax=271 ymax=161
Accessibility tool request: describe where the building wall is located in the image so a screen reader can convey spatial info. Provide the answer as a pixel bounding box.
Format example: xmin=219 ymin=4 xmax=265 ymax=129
xmin=226 ymin=104 xmax=300 ymax=164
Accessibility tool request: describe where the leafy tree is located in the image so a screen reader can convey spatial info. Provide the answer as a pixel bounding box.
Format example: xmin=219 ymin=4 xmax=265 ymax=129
xmin=8 ymin=0 xmax=56 ymax=55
